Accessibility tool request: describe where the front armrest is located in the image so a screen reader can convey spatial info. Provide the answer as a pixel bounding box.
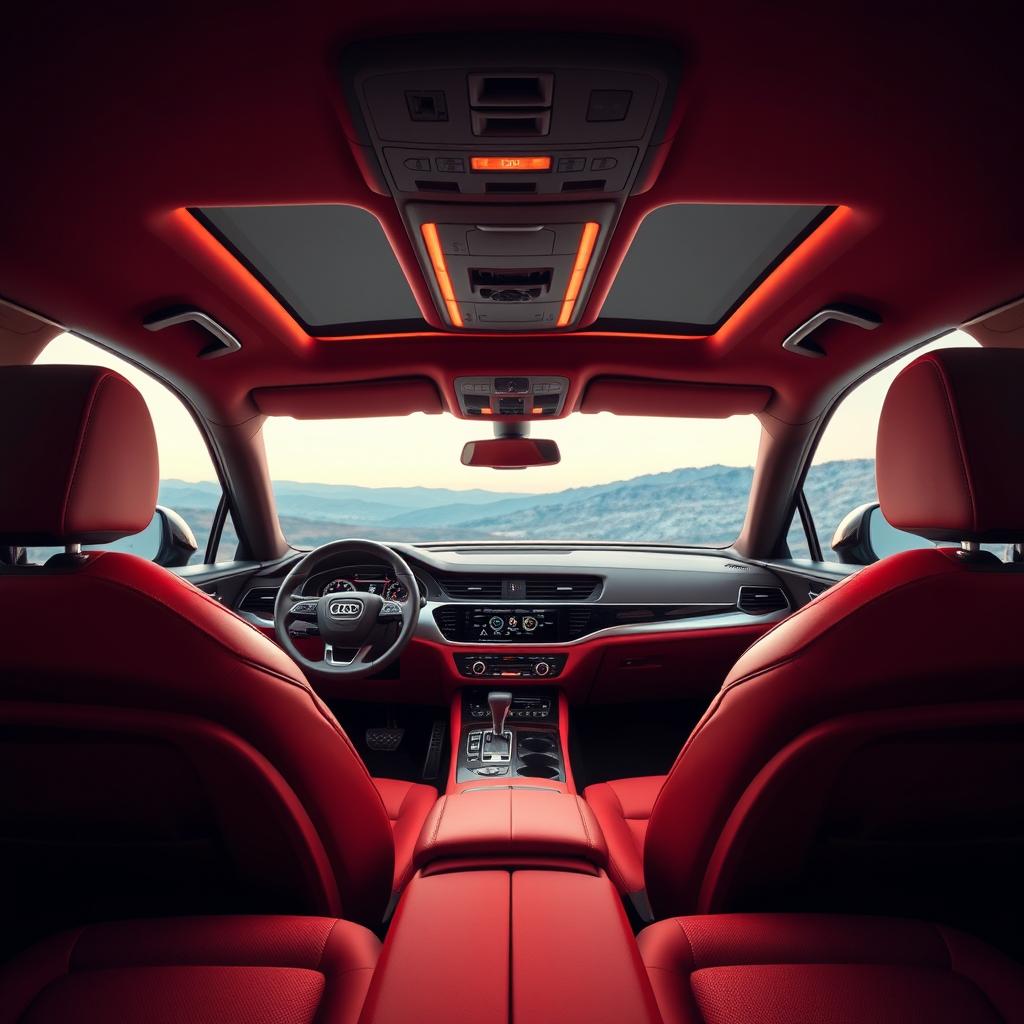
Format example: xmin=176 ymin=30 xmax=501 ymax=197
xmin=414 ymin=788 xmax=607 ymax=870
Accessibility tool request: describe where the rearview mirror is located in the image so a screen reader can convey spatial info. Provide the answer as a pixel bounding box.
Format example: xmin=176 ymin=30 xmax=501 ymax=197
xmin=461 ymin=437 xmax=561 ymax=470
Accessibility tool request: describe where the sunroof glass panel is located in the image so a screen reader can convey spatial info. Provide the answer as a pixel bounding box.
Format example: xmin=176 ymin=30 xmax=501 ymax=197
xmin=597 ymin=203 xmax=830 ymax=331
xmin=194 ymin=205 xmax=426 ymax=333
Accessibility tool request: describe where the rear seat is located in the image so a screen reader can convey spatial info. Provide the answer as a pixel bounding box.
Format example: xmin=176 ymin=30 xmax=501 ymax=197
xmin=638 ymin=913 xmax=1024 ymax=1023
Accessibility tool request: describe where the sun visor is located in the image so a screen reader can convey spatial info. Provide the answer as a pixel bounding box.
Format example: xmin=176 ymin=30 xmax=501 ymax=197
xmin=252 ymin=377 xmax=444 ymax=419
xmin=580 ymin=377 xmax=771 ymax=417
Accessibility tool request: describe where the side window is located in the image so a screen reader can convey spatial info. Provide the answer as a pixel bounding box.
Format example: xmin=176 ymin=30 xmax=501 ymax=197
xmin=790 ymin=331 xmax=981 ymax=563
xmin=28 ymin=334 xmax=239 ymax=566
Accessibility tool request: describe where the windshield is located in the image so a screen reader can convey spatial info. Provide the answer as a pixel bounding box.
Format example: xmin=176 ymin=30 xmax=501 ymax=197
xmin=256 ymin=412 xmax=762 ymax=547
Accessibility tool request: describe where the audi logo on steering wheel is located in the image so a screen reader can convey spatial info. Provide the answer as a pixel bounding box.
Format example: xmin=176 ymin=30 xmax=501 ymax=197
xmin=328 ymin=599 xmax=362 ymax=618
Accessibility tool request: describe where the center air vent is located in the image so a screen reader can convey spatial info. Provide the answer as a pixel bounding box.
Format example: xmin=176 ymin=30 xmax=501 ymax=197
xmin=238 ymin=587 xmax=278 ymax=616
xmin=566 ymin=608 xmax=595 ymax=639
xmin=524 ymin=576 xmax=601 ymax=600
xmin=433 ymin=606 xmax=461 ymax=639
xmin=737 ymin=586 xmax=789 ymax=615
xmin=438 ymin=576 xmax=504 ymax=599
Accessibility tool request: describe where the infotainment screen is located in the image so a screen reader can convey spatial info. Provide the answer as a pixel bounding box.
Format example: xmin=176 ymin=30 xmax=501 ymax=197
xmin=468 ymin=608 xmax=556 ymax=642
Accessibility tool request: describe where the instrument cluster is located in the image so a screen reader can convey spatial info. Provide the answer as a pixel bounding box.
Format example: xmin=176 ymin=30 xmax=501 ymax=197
xmin=307 ymin=566 xmax=412 ymax=604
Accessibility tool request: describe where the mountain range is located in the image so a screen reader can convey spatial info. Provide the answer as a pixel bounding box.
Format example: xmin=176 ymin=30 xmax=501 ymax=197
xmin=158 ymin=458 xmax=878 ymax=557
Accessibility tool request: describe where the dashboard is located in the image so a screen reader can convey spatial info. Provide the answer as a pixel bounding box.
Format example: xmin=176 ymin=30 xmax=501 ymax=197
xmin=236 ymin=547 xmax=795 ymax=672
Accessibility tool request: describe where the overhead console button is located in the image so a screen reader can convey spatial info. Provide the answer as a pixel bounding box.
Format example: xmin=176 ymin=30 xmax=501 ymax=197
xmin=435 ymin=156 xmax=466 ymax=173
xmin=586 ymin=89 xmax=633 ymax=122
xmin=557 ymin=156 xmax=587 ymax=172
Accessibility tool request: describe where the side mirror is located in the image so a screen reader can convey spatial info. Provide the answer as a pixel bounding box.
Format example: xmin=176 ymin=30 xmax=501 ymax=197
xmin=461 ymin=437 xmax=561 ymax=470
xmin=154 ymin=505 xmax=199 ymax=567
xmin=830 ymin=502 xmax=932 ymax=565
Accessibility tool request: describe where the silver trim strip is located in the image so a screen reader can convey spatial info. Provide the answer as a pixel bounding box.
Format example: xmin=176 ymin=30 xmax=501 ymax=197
xmin=419 ymin=601 xmax=787 ymax=646
xmin=239 ymin=600 xmax=787 ymax=644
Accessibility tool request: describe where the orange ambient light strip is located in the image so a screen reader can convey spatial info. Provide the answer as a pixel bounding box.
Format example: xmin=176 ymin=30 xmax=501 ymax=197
xmin=470 ymin=156 xmax=552 ymax=172
xmin=420 ymin=222 xmax=464 ymax=328
xmin=557 ymin=221 xmax=601 ymax=327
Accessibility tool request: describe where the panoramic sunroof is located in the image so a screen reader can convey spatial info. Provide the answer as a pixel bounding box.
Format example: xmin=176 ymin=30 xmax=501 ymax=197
xmin=596 ymin=203 xmax=831 ymax=332
xmin=193 ymin=205 xmax=427 ymax=334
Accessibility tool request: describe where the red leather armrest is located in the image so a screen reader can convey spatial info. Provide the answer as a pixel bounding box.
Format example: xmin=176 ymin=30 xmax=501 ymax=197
xmin=360 ymin=869 xmax=660 ymax=1024
xmin=414 ymin=789 xmax=607 ymax=870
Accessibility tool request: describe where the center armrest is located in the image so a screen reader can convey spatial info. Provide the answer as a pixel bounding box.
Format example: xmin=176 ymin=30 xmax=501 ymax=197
xmin=414 ymin=787 xmax=607 ymax=870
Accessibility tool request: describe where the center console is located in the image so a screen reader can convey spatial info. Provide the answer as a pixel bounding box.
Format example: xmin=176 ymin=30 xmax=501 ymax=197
xmin=354 ymin=679 xmax=659 ymax=1024
xmin=455 ymin=687 xmax=565 ymax=783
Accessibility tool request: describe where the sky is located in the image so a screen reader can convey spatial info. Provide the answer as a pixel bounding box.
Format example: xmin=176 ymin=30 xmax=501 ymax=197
xmin=37 ymin=330 xmax=978 ymax=493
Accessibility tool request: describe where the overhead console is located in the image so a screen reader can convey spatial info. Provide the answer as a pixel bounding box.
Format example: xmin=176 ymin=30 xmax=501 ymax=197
xmin=340 ymin=36 xmax=680 ymax=331
xmin=454 ymin=375 xmax=569 ymax=417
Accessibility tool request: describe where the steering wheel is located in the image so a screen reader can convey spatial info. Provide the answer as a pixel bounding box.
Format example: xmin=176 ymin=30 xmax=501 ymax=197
xmin=274 ymin=539 xmax=421 ymax=680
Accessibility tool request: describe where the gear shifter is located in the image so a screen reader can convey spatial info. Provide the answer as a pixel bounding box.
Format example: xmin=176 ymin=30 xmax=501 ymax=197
xmin=480 ymin=691 xmax=513 ymax=764
xmin=488 ymin=691 xmax=512 ymax=737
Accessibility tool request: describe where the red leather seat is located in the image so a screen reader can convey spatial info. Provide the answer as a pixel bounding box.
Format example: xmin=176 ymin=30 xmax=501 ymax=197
xmin=588 ymin=349 xmax=1024 ymax=937
xmin=374 ymin=777 xmax=441 ymax=891
xmin=638 ymin=913 xmax=1024 ymax=1024
xmin=0 ymin=365 xmax=435 ymax=944
xmin=582 ymin=777 xmax=662 ymax=897
xmin=0 ymin=915 xmax=380 ymax=1024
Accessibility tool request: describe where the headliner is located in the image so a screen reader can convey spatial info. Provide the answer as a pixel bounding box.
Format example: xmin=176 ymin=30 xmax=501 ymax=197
xmin=1 ymin=5 xmax=1022 ymax=428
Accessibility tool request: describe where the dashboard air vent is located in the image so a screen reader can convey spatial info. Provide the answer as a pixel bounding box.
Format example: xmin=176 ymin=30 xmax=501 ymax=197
xmin=737 ymin=586 xmax=789 ymax=615
xmin=438 ymin=576 xmax=503 ymax=599
xmin=524 ymin=576 xmax=601 ymax=600
xmin=433 ymin=606 xmax=461 ymax=640
xmin=238 ymin=587 xmax=278 ymax=616
xmin=566 ymin=608 xmax=595 ymax=639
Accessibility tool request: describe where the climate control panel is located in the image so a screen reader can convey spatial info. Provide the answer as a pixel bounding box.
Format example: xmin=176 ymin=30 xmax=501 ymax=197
xmin=455 ymin=652 xmax=567 ymax=680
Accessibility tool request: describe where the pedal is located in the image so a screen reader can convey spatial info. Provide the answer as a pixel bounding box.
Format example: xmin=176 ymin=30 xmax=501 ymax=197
xmin=365 ymin=727 xmax=404 ymax=752
xmin=421 ymin=718 xmax=446 ymax=780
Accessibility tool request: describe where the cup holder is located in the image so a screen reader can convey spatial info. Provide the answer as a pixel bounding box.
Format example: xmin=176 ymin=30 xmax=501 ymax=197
xmin=519 ymin=751 xmax=558 ymax=766
xmin=518 ymin=735 xmax=557 ymax=754
xmin=517 ymin=750 xmax=559 ymax=779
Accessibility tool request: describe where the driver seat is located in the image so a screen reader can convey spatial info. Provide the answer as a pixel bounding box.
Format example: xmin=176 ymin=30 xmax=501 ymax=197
xmin=0 ymin=364 xmax=436 ymax=952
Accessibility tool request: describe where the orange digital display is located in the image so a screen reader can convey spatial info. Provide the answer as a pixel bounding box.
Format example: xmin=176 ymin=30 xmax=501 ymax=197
xmin=470 ymin=156 xmax=552 ymax=172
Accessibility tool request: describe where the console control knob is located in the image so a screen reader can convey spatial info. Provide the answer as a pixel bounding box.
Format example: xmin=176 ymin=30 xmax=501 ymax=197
xmin=471 ymin=660 xmax=488 ymax=676
xmin=534 ymin=660 xmax=551 ymax=677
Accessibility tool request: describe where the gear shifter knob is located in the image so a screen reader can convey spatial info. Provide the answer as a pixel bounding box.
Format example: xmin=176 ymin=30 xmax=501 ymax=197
xmin=488 ymin=691 xmax=513 ymax=737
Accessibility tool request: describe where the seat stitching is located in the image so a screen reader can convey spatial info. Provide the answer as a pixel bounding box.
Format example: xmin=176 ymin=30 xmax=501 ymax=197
xmin=600 ymin=782 xmax=644 ymax=889
xmin=674 ymin=916 xmax=699 ymax=971
xmin=57 ymin=569 xmax=392 ymax=829
xmin=650 ymin=555 xmax=962 ymax=827
xmin=317 ymin=919 xmax=340 ymax=969
xmin=66 ymin=925 xmax=86 ymax=973
xmin=58 ymin=372 xmax=116 ymax=535
xmin=923 ymin=356 xmax=978 ymax=530
xmin=575 ymin=796 xmax=594 ymax=851
xmin=427 ymin=796 xmax=447 ymax=849
xmin=81 ymin=572 xmax=347 ymax=729
xmin=395 ymin=781 xmax=415 ymax=824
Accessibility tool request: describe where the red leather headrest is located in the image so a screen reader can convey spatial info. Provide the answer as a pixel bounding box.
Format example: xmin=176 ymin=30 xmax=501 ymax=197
xmin=0 ymin=365 xmax=158 ymax=545
xmin=877 ymin=347 xmax=1024 ymax=542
